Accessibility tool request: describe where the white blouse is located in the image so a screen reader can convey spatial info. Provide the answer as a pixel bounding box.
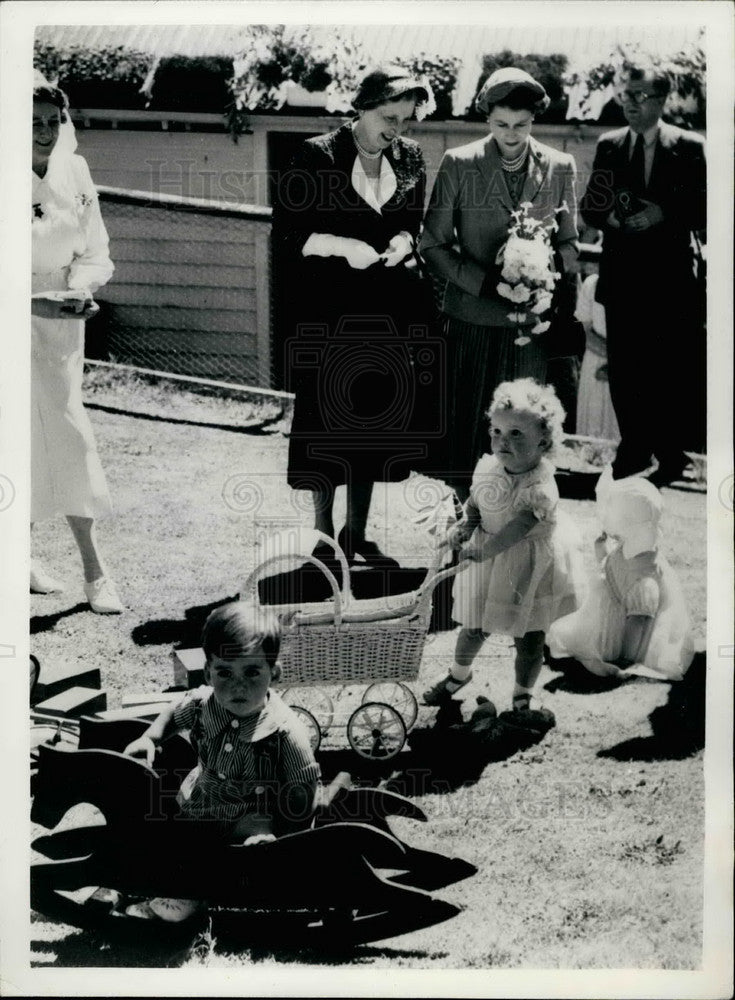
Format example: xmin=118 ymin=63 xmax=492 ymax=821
xmin=32 ymin=153 xmax=114 ymax=293
xmin=302 ymin=152 xmax=412 ymax=260
xmin=350 ymin=153 xmax=397 ymax=213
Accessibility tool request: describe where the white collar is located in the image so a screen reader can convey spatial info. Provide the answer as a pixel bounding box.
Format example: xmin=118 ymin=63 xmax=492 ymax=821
xmin=198 ymin=687 xmax=291 ymax=742
xmin=351 ymin=154 xmax=397 ymax=213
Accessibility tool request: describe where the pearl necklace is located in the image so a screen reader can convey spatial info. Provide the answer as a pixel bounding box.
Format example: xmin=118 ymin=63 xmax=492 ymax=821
xmin=500 ymin=144 xmax=529 ymax=172
xmin=352 ymin=127 xmax=382 ymax=160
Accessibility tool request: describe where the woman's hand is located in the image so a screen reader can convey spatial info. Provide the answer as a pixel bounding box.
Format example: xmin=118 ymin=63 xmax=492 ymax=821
xmin=123 ymin=735 xmax=158 ymax=766
xmin=302 ymin=233 xmax=381 ymax=270
xmin=341 ymin=239 xmax=381 ymax=270
xmin=242 ymin=833 xmax=277 ymax=847
xmin=380 ymin=233 xmax=413 ymax=267
xmin=31 ymin=291 xmax=99 ymax=320
xmin=61 ymin=294 xmax=99 ymax=320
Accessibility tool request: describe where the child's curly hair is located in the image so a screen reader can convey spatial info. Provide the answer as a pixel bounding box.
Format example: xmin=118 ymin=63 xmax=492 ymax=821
xmin=486 ymin=378 xmax=566 ymax=457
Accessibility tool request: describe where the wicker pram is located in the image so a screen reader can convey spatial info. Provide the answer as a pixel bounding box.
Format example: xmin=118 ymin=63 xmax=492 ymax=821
xmin=242 ymin=533 xmax=464 ymax=687
xmin=241 ymin=534 xmax=467 ymax=758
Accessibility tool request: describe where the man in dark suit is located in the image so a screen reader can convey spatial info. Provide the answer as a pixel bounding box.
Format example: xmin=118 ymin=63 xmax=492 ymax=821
xmin=580 ymin=65 xmax=706 ymax=484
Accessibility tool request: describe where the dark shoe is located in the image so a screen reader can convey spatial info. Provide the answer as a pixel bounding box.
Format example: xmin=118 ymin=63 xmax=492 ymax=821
xmin=337 ymin=529 xmax=400 ymax=570
xmin=422 ymin=672 xmax=472 ymax=706
xmin=647 ymin=459 xmax=689 ymax=489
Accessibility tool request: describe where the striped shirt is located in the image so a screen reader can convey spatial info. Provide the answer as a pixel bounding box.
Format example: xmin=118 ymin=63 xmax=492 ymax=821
xmin=171 ymin=687 xmax=320 ymax=825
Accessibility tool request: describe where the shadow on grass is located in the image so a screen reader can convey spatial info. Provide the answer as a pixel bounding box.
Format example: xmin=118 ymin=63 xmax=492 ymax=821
xmin=131 ymin=596 xmax=237 ymax=648
xmin=386 ymin=700 xmax=556 ymax=795
xmin=85 ymin=401 xmax=285 ymax=436
xmin=542 ymin=655 xmax=632 ymax=695
xmin=598 ymin=652 xmax=706 ymax=762
xmin=31 ymin=603 xmax=89 ymax=634
xmin=31 ymin=922 xmax=194 ymax=968
xmin=131 ymin=561 xmax=450 ymax=649
xmin=32 ymin=906 xmax=449 ymax=967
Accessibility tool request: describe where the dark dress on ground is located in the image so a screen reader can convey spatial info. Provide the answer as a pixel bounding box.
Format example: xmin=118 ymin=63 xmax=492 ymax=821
xmin=273 ymin=123 xmax=442 ymax=492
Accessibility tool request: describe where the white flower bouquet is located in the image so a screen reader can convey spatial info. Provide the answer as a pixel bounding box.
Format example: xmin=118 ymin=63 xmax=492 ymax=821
xmin=496 ymin=201 xmax=565 ymax=346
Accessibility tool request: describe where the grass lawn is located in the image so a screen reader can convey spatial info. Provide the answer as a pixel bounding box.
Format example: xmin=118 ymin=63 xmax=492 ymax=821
xmin=29 ymin=374 xmax=708 ymax=971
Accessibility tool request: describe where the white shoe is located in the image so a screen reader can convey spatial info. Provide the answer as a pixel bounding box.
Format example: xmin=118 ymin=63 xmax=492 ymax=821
xmin=84 ymin=576 xmax=125 ymax=614
xmin=30 ymin=563 xmax=64 ymax=594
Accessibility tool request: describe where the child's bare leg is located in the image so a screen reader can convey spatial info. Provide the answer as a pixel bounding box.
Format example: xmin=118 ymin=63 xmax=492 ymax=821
xmin=513 ymin=630 xmax=545 ymax=708
xmin=423 ymin=627 xmax=488 ymax=704
xmin=453 ymin=627 xmax=488 ymax=681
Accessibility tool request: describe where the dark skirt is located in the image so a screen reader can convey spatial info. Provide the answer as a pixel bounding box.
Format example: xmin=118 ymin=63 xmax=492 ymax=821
xmin=441 ymin=317 xmax=547 ymax=494
xmin=286 ymin=263 xmax=446 ymax=491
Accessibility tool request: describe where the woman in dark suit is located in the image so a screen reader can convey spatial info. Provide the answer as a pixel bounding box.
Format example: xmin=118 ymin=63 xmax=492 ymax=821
xmin=274 ymin=66 xmax=438 ymax=568
xmin=420 ymin=67 xmax=579 ymax=498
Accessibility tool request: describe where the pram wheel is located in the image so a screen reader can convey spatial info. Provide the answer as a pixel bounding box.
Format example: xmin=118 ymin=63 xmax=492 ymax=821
xmin=282 ymin=688 xmax=334 ymax=732
xmin=347 ymin=703 xmax=406 ymax=760
xmin=362 ymin=682 xmax=418 ymax=730
xmin=289 ymin=705 xmax=322 ymax=753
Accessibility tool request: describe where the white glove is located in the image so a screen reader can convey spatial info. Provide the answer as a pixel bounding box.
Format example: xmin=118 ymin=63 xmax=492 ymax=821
xmin=303 ymin=233 xmax=380 ymax=270
xmin=380 ymin=232 xmax=413 ymax=267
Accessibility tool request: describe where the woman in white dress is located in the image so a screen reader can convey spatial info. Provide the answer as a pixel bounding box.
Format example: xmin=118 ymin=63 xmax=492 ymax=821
xmin=574 ymin=272 xmax=620 ymax=442
xmin=31 ymin=80 xmax=123 ymax=613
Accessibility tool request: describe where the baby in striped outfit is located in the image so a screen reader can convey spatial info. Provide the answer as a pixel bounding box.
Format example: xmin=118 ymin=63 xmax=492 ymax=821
xmin=122 ymin=601 xmax=320 ymax=922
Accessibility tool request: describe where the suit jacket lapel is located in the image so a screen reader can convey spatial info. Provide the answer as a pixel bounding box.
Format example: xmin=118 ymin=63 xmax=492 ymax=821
xmin=520 ymin=137 xmax=550 ymax=207
xmin=477 ymin=136 xmax=515 ymax=213
xmin=647 ymin=121 xmax=676 ymax=195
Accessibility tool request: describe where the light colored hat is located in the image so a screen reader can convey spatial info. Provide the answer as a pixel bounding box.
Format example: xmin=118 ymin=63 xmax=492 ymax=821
xmin=353 ymin=65 xmax=431 ymax=112
xmin=596 ymin=466 xmax=663 ymax=558
xmin=475 ymin=66 xmax=550 ymax=115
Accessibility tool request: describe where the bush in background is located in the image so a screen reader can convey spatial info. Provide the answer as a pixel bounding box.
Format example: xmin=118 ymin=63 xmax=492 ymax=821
xmin=228 ymin=25 xmax=366 ymax=115
xmin=467 ymin=50 xmax=570 ymax=123
xmin=396 ymin=54 xmax=461 ymax=119
xmin=147 ymin=56 xmax=234 ymax=113
xmin=33 ymin=40 xmax=154 ymax=109
xmin=564 ymin=34 xmax=706 ymax=130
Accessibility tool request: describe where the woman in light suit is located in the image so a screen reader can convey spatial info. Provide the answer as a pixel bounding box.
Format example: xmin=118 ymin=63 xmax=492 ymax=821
xmin=420 ymin=68 xmax=578 ymax=497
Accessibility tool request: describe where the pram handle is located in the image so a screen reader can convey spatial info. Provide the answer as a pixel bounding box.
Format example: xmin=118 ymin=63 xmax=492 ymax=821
xmin=241 ymin=531 xmax=350 ymax=624
xmin=411 ymin=557 xmax=470 ymax=622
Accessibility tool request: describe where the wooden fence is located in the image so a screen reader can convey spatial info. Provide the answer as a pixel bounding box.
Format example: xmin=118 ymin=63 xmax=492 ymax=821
xmin=96 ymin=189 xmax=271 ymax=386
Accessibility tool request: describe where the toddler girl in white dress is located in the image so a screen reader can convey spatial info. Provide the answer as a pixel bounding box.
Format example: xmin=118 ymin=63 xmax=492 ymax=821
xmin=548 ymin=467 xmax=694 ymax=680
xmin=424 ymin=379 xmax=583 ymax=711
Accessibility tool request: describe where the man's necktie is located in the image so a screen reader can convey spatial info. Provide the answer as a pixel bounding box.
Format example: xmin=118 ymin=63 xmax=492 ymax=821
xmin=629 ymin=131 xmax=646 ymax=195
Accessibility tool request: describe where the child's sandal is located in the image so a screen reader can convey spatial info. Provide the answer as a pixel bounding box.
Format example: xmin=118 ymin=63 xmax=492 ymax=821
xmin=512 ymin=693 xmax=533 ymax=712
